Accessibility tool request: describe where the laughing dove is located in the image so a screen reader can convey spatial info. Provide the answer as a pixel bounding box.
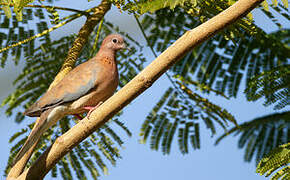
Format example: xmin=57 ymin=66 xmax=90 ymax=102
xmin=14 ymin=34 xmax=126 ymax=164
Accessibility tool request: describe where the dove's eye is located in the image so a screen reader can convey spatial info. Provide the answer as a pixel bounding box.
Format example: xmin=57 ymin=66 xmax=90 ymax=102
xmin=112 ymin=38 xmax=118 ymax=43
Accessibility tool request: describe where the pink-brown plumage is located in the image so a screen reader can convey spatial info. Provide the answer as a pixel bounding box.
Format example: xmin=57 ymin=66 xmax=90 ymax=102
xmin=14 ymin=34 xmax=125 ymax=164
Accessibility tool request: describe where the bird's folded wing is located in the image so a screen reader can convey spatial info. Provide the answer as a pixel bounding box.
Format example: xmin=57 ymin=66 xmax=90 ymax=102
xmin=25 ymin=61 xmax=101 ymax=116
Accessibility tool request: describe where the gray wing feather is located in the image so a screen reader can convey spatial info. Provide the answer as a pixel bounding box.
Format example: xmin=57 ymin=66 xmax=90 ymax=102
xmin=61 ymin=74 xmax=96 ymax=102
xmin=25 ymin=63 xmax=100 ymax=116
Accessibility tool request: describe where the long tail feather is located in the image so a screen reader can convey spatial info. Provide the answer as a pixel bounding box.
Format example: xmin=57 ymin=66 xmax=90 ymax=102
xmin=13 ymin=109 xmax=52 ymax=165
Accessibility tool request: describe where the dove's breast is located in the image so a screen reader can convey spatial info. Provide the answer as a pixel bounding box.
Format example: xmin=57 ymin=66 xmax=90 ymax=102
xmin=66 ymin=57 xmax=119 ymax=114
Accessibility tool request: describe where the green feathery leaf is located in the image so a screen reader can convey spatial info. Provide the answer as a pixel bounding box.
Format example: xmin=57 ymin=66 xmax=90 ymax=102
xmin=140 ymin=80 xmax=237 ymax=154
xmin=216 ymin=111 xmax=290 ymax=164
xmin=141 ymin=8 xmax=289 ymax=98
xmin=257 ymin=142 xmax=290 ymax=180
xmin=245 ymin=65 xmax=290 ymax=110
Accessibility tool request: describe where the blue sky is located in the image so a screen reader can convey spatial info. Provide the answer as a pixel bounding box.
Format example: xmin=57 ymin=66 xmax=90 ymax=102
xmin=0 ymin=1 xmax=288 ymax=179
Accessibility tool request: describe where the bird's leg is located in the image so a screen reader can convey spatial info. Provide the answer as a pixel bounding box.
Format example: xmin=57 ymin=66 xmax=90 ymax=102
xmin=83 ymin=101 xmax=103 ymax=119
xmin=73 ymin=114 xmax=84 ymax=120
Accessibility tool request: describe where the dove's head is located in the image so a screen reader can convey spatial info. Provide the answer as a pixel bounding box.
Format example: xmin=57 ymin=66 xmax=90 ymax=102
xmin=101 ymin=34 xmax=126 ymax=52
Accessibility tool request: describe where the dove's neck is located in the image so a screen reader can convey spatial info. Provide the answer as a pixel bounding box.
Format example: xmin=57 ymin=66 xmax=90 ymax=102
xmin=97 ymin=48 xmax=116 ymax=61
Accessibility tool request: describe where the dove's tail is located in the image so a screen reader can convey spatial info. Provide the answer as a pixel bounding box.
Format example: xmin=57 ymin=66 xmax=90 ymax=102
xmin=13 ymin=109 xmax=52 ymax=165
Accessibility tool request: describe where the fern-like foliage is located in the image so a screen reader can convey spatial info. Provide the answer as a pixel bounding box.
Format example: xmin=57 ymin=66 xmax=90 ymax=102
xmin=142 ymin=8 xmax=290 ymax=98
xmin=124 ymin=0 xmax=288 ymax=18
xmin=215 ymin=111 xmax=290 ymax=164
xmin=256 ymin=142 xmax=290 ymax=180
xmin=140 ymin=79 xmax=237 ymax=154
xmin=126 ymin=0 xmax=258 ymax=40
xmin=260 ymin=3 xmax=290 ymax=29
xmin=124 ymin=0 xmax=193 ymax=14
xmin=0 ymin=2 xmax=87 ymax=67
xmin=2 ymin=21 xmax=145 ymax=179
xmin=123 ymin=0 xmax=288 ymax=40
xmin=1 ymin=0 xmax=34 ymax=21
xmin=245 ymin=65 xmax=290 ymax=110
xmin=1 ymin=0 xmax=57 ymax=21
xmin=0 ymin=6 xmax=50 ymax=66
xmin=137 ymin=6 xmax=289 ymax=155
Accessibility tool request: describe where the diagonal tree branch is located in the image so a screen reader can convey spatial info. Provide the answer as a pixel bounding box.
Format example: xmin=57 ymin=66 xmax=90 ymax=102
xmin=7 ymin=0 xmax=111 ymax=179
xmin=16 ymin=0 xmax=263 ymax=179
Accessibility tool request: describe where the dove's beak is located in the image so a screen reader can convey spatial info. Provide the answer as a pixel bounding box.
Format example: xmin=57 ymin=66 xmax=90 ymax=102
xmin=121 ymin=43 xmax=131 ymax=51
xmin=121 ymin=43 xmax=127 ymax=49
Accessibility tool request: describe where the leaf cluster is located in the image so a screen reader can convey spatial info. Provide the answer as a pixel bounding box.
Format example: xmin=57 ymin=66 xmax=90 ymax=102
xmin=245 ymin=65 xmax=290 ymax=110
xmin=0 ymin=6 xmax=51 ymax=66
xmin=0 ymin=1 xmax=89 ymax=67
xmin=257 ymin=142 xmax=290 ymax=180
xmin=136 ymin=4 xmax=289 ymax=156
xmin=216 ymin=111 xmax=290 ymax=165
xmin=1 ymin=0 xmax=34 ymax=21
xmin=140 ymin=80 xmax=237 ymax=154
xmin=142 ymin=8 xmax=289 ymax=98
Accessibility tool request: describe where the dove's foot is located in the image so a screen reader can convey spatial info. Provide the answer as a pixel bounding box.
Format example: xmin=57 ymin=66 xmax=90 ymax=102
xmin=73 ymin=114 xmax=83 ymax=120
xmin=83 ymin=101 xmax=103 ymax=119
